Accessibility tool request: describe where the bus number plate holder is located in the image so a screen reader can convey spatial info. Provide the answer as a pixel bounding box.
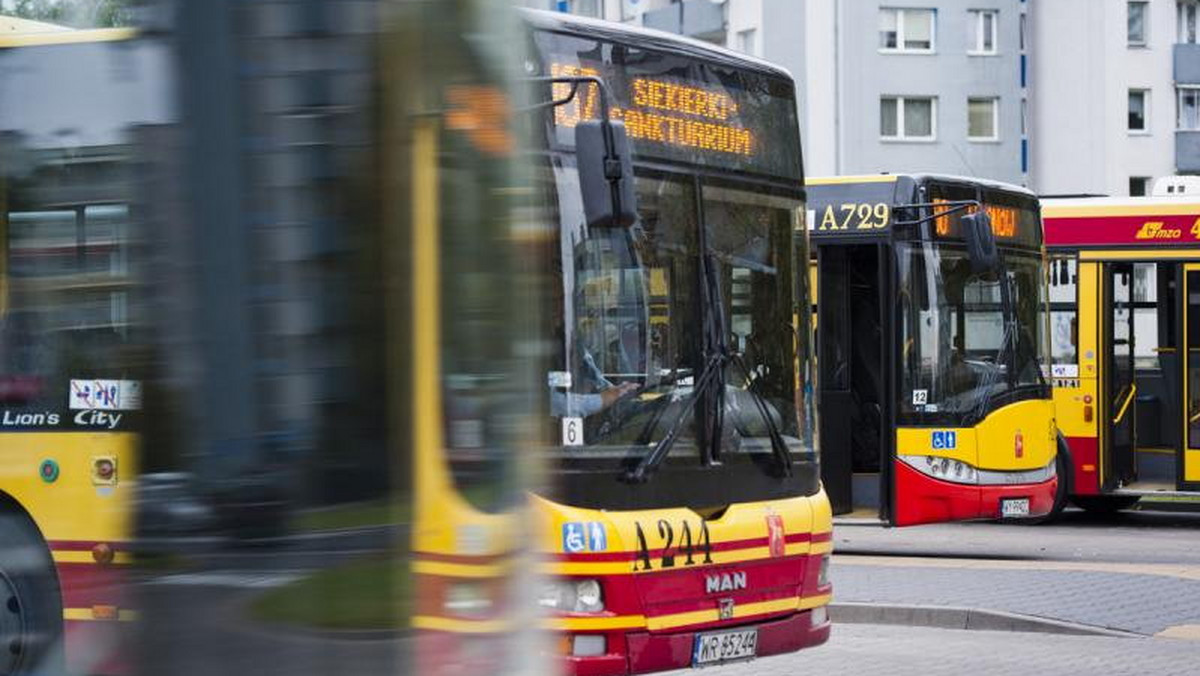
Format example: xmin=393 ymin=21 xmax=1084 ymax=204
xmin=1000 ymin=498 xmax=1030 ymax=518
xmin=692 ymin=628 xmax=757 ymax=667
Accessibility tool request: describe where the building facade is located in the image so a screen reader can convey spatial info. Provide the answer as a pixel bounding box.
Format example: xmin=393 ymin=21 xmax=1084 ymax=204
xmin=564 ymin=0 xmax=1200 ymax=196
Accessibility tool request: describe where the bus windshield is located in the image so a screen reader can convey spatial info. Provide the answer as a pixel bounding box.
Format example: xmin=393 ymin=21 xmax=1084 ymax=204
xmin=532 ymin=26 xmax=816 ymax=507
xmin=897 ymin=243 xmax=1046 ymax=424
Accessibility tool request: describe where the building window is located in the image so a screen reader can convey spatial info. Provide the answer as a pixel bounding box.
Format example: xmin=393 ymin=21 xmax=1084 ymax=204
xmin=736 ymin=28 xmax=758 ymax=55
xmin=1130 ymin=177 xmax=1150 ymax=196
xmin=1180 ymin=87 xmax=1200 ymax=129
xmin=879 ymin=8 xmax=936 ymax=52
xmin=1128 ymin=1 xmax=1148 ymax=46
xmin=1181 ymin=1 xmax=1199 ymax=43
xmin=881 ymin=96 xmax=937 ymax=140
xmin=969 ymin=10 xmax=998 ymax=54
xmin=968 ymin=97 xmax=999 ymax=140
xmin=1129 ymin=89 xmax=1149 ymax=132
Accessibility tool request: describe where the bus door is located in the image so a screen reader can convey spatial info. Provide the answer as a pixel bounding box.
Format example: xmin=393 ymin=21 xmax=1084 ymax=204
xmin=1182 ymin=264 xmax=1200 ymax=487
xmin=1103 ymin=262 xmax=1138 ymax=490
xmin=817 ymin=243 xmax=887 ymax=516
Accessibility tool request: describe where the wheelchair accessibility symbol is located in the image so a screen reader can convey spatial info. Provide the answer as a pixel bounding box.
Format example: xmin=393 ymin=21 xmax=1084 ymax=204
xmin=931 ymin=430 xmax=957 ymax=450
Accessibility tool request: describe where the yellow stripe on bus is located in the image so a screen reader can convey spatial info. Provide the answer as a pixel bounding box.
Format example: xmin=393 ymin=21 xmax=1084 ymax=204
xmin=1044 ymin=203 xmax=1200 ymax=218
xmin=411 ymin=615 xmax=511 ymax=634
xmin=51 ymin=551 xmax=133 ymax=565
xmin=1078 ymin=250 xmax=1200 ymax=261
xmin=542 ymin=544 xmax=819 ymax=576
xmin=542 ymin=615 xmax=648 ymax=631
xmin=412 ymin=560 xmax=511 ymax=579
xmin=0 ymin=28 xmax=136 ymax=48
xmin=62 ymin=608 xmax=138 ymax=622
xmin=549 ymin=593 xmax=832 ymax=633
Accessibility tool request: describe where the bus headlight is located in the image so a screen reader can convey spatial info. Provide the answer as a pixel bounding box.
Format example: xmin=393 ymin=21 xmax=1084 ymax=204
xmin=537 ymin=578 xmax=604 ymax=613
xmin=899 ymin=454 xmax=1056 ymax=486
xmin=817 ymin=553 xmax=830 ymax=587
xmin=444 ymin=582 xmax=493 ymax=617
xmin=899 ymin=454 xmax=978 ymax=484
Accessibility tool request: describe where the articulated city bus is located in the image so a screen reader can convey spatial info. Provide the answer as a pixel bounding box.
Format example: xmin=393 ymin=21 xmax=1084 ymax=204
xmin=407 ymin=8 xmax=832 ymax=675
xmin=1042 ymin=195 xmax=1200 ymax=510
xmin=0 ymin=22 xmax=154 ymax=675
xmin=806 ymin=175 xmax=1062 ymax=526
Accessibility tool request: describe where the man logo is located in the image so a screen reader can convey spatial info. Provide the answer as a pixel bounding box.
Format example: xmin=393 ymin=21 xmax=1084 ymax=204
xmin=705 ymin=571 xmax=747 ymax=594
xmin=718 ymin=598 xmax=735 ymax=620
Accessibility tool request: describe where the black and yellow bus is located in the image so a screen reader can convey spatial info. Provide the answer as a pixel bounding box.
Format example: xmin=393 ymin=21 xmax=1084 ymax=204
xmin=806 ymin=174 xmax=1063 ymax=526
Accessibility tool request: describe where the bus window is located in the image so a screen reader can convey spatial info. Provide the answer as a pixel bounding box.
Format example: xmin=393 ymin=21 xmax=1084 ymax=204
xmin=1049 ymin=255 xmax=1078 ymax=366
xmin=1132 ymin=263 xmax=1161 ymax=369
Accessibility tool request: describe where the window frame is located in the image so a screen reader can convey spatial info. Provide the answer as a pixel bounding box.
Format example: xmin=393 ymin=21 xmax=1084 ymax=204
xmin=1178 ymin=85 xmax=1200 ymax=130
xmin=880 ymin=95 xmax=939 ymax=142
xmin=967 ymin=96 xmax=1000 ymax=142
xmin=1180 ymin=0 xmax=1198 ymax=44
xmin=968 ymin=9 xmax=999 ymax=55
xmin=1129 ymin=176 xmax=1150 ymax=196
xmin=879 ymin=7 xmax=938 ymax=54
xmin=1128 ymin=88 xmax=1150 ymax=134
xmin=1128 ymin=1 xmax=1149 ymax=47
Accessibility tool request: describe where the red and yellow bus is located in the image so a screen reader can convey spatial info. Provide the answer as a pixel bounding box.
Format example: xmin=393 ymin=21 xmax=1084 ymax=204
xmin=1043 ymin=195 xmax=1200 ymax=510
xmin=0 ymin=21 xmax=151 ymax=675
xmin=406 ymin=7 xmax=831 ymax=675
xmin=806 ymin=175 xmax=1062 ymax=526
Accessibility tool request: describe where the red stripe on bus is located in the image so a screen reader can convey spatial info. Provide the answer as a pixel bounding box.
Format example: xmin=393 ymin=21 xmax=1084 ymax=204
xmin=555 ymin=532 xmax=815 ymax=562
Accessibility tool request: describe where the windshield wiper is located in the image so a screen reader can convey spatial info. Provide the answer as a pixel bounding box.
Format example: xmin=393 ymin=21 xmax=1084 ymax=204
xmin=730 ymin=353 xmax=794 ymax=476
xmin=623 ymin=352 xmax=724 ymax=483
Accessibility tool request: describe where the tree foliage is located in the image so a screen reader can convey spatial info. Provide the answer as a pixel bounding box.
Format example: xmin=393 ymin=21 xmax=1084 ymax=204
xmin=3 ymin=0 xmax=133 ymax=28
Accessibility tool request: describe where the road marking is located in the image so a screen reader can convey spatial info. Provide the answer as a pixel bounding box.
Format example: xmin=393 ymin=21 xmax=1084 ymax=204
xmin=1155 ymin=624 xmax=1200 ymax=640
xmin=835 ymin=555 xmax=1200 ymax=582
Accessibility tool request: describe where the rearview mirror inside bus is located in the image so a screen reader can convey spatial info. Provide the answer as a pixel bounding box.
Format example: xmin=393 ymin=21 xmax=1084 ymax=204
xmin=963 ymin=210 xmax=999 ymax=273
xmin=576 ymin=119 xmax=638 ymax=229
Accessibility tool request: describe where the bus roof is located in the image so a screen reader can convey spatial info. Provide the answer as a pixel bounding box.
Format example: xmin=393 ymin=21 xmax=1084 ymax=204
xmin=1042 ymin=195 xmax=1200 ymax=248
xmin=807 ymin=173 xmax=1035 ymax=198
xmin=521 ymin=9 xmax=793 ymax=81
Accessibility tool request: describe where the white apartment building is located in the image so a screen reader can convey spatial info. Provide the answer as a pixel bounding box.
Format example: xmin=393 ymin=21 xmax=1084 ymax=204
xmin=560 ymin=0 xmax=1200 ymax=196
xmin=1030 ymin=0 xmax=1180 ymax=196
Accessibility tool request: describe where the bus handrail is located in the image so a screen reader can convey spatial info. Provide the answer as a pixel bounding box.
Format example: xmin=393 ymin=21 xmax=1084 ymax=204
xmin=1112 ymin=383 xmax=1138 ymax=425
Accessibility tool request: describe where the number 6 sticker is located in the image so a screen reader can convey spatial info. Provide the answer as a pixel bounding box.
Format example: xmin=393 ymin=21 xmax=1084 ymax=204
xmin=562 ymin=417 xmax=583 ymax=446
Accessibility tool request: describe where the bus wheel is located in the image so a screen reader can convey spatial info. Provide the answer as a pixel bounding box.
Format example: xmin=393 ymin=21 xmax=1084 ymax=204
xmin=1071 ymin=495 xmax=1141 ymax=514
xmin=0 ymin=511 xmax=62 ymax=675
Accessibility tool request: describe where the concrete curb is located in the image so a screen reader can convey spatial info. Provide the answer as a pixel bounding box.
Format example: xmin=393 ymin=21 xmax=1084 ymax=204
xmin=830 ymin=602 xmax=1145 ymax=638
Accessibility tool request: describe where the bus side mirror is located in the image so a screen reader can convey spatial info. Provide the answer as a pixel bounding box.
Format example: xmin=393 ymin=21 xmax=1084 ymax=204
xmin=963 ymin=210 xmax=999 ymax=273
xmin=576 ymin=119 xmax=638 ymax=229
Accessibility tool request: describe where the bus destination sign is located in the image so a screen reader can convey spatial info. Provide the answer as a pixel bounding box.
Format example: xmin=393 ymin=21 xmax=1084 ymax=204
xmin=536 ymin=30 xmax=802 ymax=180
xmin=551 ymin=63 xmax=754 ymax=158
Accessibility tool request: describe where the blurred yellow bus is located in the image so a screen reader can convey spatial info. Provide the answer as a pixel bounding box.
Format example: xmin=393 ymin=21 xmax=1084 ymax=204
xmin=0 ymin=22 xmax=154 ymax=674
xmin=405 ymin=8 xmax=832 ymax=675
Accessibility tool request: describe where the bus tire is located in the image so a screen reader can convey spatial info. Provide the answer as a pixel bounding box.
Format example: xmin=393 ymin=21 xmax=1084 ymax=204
xmin=1071 ymin=495 xmax=1141 ymax=514
xmin=0 ymin=509 xmax=63 ymax=675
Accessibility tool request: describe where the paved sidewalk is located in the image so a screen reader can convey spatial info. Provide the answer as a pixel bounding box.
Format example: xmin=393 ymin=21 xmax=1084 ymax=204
xmin=831 ymin=555 xmax=1200 ymax=636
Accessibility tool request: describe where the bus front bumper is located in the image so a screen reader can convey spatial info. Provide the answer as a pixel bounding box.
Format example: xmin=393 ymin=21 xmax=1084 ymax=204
xmin=894 ymin=459 xmax=1058 ymax=526
xmin=561 ymin=608 xmax=831 ymax=676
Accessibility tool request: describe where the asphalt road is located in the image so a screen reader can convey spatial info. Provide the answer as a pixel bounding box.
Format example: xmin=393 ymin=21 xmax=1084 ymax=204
xmin=664 ymin=623 xmax=1200 ymax=676
xmin=834 ymin=507 xmax=1200 ymax=564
